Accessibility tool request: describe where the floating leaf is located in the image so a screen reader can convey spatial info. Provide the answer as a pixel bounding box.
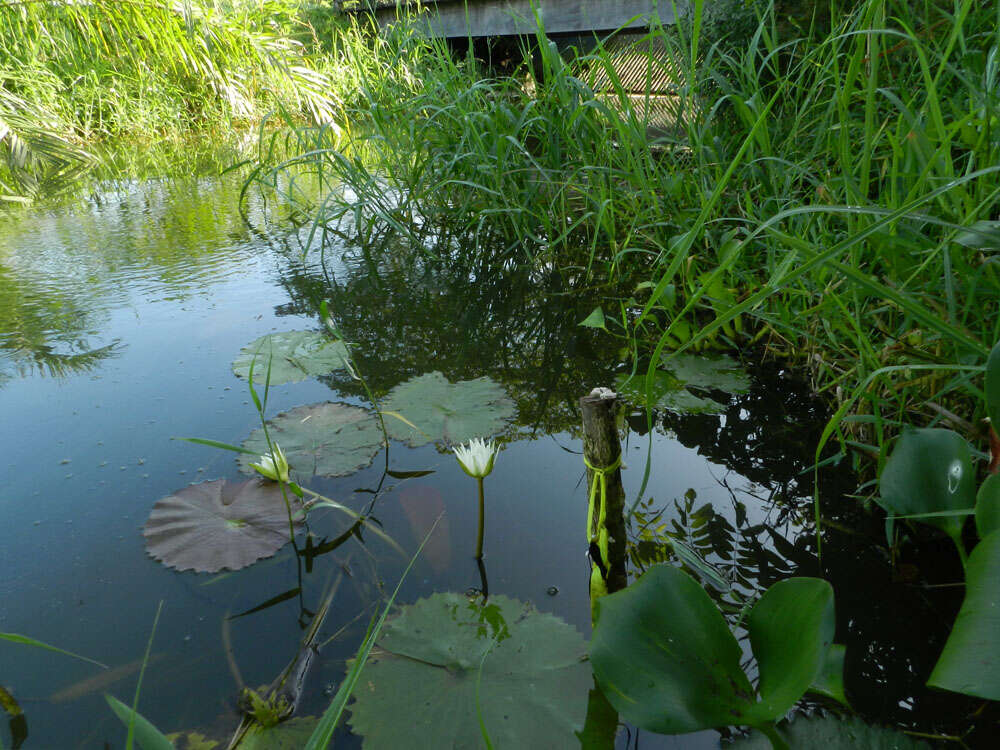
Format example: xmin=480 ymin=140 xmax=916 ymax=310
xmin=661 ymin=352 xmax=751 ymax=393
xmin=590 ymin=564 xmax=838 ymax=734
xmin=144 ymin=479 xmax=302 ymax=573
xmin=615 ymin=371 xmax=726 ymax=415
xmin=238 ymin=402 xmax=383 ymax=480
xmin=232 ymin=332 xmax=350 ymax=385
xmin=729 ymin=713 xmax=931 ymax=749
xmin=927 ymin=530 xmax=1000 ymax=700
xmin=380 ymin=372 xmax=515 ymax=447
xmin=241 ymin=717 xmax=319 ymax=750
xmin=878 ymin=428 xmax=976 ymax=549
xmin=347 ymin=593 xmax=590 ymax=748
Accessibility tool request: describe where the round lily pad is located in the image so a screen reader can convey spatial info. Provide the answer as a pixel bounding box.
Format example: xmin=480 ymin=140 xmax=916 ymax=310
xmin=143 ymin=478 xmax=303 ymax=573
xmin=348 ymin=593 xmax=590 ymax=748
xmin=232 ymin=331 xmax=350 ymax=385
xmin=238 ymin=402 xmax=383 ymax=481
xmin=380 ymin=372 xmax=516 ymax=447
xmin=662 ymin=353 xmax=751 ymax=393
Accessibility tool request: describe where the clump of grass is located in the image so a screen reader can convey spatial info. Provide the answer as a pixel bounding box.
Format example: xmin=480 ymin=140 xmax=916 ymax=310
xmin=0 ymin=0 xmax=338 ymax=202
xmin=247 ymin=0 xmax=1000 ymax=468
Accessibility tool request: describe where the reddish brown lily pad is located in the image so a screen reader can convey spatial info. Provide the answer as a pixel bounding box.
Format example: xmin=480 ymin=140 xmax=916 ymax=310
xmin=144 ymin=478 xmax=303 ymax=573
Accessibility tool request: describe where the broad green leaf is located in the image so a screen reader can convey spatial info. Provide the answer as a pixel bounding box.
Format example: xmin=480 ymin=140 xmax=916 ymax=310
xmin=808 ymin=644 xmax=848 ymax=706
xmin=744 ymin=578 xmax=836 ymax=721
xmin=661 ymin=353 xmax=751 ymax=393
xmin=380 ymin=372 xmax=516 ymax=447
xmin=238 ymin=402 xmax=383 ymax=480
xmin=976 ymin=473 xmax=1000 ymax=539
xmin=347 ymin=593 xmax=590 ymax=748
xmin=730 ymin=714 xmax=931 ymax=749
xmin=878 ymin=428 xmax=975 ymax=545
xmin=241 ymin=717 xmax=318 ymax=749
xmin=928 ymin=530 xmax=1000 ymax=700
xmin=579 ymin=306 xmax=607 ymax=329
xmin=590 ymin=564 xmax=753 ymax=734
xmin=143 ymin=478 xmax=303 ymax=573
xmin=105 ymin=695 xmax=174 ymax=750
xmin=986 ymin=340 xmax=1000 ymax=429
xmin=232 ymin=331 xmax=350 ymax=385
xmin=954 ymin=220 xmax=1000 ymax=250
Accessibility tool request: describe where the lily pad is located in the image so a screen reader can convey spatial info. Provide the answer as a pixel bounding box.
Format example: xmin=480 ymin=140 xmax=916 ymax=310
xmin=143 ymin=478 xmax=303 ymax=573
xmin=347 ymin=593 xmax=590 ymax=748
xmin=380 ymin=372 xmax=516 ymax=447
xmin=662 ymin=352 xmax=751 ymax=393
xmin=238 ymin=402 xmax=383 ymax=481
xmin=615 ymin=371 xmax=725 ymax=415
xmin=232 ymin=331 xmax=350 ymax=385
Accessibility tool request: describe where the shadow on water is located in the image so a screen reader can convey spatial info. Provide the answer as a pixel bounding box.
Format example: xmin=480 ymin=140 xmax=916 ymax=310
xmin=1 ymin=172 xmax=996 ymax=746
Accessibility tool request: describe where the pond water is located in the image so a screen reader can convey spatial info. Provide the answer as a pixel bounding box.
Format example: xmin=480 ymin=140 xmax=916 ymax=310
xmin=0 ymin=172 xmax=992 ymax=748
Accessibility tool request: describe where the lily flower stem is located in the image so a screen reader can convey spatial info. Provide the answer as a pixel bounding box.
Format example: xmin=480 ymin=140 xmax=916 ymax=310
xmin=475 ymin=477 xmax=485 ymax=560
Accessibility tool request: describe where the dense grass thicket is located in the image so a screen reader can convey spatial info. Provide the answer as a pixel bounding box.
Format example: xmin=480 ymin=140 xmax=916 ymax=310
xmin=248 ymin=0 xmax=1000 ymax=473
xmin=0 ymin=0 xmax=336 ymax=202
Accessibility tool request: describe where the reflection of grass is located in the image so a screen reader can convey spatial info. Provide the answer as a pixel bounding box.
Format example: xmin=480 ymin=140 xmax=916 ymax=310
xmin=248 ymin=0 xmax=1000 ymax=474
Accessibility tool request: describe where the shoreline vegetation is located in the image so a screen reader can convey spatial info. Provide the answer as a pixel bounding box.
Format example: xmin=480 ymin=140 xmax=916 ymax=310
xmin=246 ymin=0 xmax=1000 ymax=489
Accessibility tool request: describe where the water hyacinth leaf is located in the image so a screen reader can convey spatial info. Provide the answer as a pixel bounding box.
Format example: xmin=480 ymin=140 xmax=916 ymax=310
xmin=661 ymin=353 xmax=751 ymax=394
xmin=976 ymin=474 xmax=1000 ymax=538
xmin=927 ymin=530 xmax=1000 ymax=700
xmin=238 ymin=402 xmax=382 ymax=480
xmin=232 ymin=331 xmax=350 ymax=385
xmin=808 ymin=644 xmax=848 ymax=706
xmin=729 ymin=714 xmax=931 ymax=749
xmin=878 ymin=428 xmax=975 ymax=546
xmin=380 ymin=372 xmax=516 ymax=447
xmin=347 ymin=593 xmax=590 ymax=748
xmin=590 ymin=564 xmax=753 ymax=734
xmin=144 ymin=478 xmax=303 ymax=573
xmin=744 ymin=578 xmax=836 ymax=722
xmin=986 ymin=340 xmax=1000 ymax=428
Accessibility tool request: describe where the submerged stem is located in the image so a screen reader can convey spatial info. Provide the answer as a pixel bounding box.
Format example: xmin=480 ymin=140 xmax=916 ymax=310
xmin=475 ymin=477 xmax=485 ymax=559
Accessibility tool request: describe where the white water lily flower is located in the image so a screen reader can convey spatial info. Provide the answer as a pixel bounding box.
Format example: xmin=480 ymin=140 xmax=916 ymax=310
xmin=249 ymin=443 xmax=290 ymax=483
xmin=453 ymin=438 xmax=498 ymax=479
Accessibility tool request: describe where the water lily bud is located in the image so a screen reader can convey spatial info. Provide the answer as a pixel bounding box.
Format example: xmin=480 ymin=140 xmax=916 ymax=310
xmin=453 ymin=438 xmax=498 ymax=479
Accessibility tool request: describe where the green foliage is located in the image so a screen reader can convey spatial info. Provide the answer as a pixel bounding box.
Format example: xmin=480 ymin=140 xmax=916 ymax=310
xmin=0 ymin=0 xmax=337 ymax=201
xmin=105 ymin=695 xmax=174 ymax=750
xmin=590 ymin=564 xmax=841 ymax=738
xmin=232 ymin=331 xmax=351 ymax=385
xmin=729 ymin=713 xmax=931 ymax=749
xmin=345 ymin=593 xmax=591 ymax=749
xmin=927 ymin=531 xmax=1000 ymax=701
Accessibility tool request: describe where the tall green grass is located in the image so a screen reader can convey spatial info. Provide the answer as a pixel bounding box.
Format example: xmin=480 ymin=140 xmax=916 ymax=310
xmin=0 ymin=0 xmax=337 ymax=202
xmin=247 ymin=0 xmax=1000 ymax=467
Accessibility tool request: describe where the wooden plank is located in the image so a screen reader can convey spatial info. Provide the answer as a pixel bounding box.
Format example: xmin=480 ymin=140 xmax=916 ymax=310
xmin=374 ymin=1 xmax=674 ymax=38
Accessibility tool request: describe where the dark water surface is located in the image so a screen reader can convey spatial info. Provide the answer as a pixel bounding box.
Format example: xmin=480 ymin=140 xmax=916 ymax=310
xmin=0 ymin=173 xmax=990 ymax=747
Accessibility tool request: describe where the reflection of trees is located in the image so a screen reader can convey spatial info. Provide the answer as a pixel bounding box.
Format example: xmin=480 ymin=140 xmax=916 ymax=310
xmin=272 ymin=239 xmax=617 ymax=437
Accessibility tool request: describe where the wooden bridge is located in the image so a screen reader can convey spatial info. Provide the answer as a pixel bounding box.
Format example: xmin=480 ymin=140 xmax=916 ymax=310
xmin=357 ymin=1 xmax=676 ymax=38
xmin=345 ymin=2 xmax=685 ymax=136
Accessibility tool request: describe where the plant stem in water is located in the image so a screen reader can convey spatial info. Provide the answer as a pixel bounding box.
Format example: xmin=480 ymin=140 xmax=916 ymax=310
xmin=475 ymin=477 xmax=485 ymax=559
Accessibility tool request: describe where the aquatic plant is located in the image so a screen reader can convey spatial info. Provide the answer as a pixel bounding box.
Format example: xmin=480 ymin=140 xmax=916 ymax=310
xmin=454 ymin=437 xmax=500 ymax=559
xmin=590 ymin=564 xmax=844 ymax=750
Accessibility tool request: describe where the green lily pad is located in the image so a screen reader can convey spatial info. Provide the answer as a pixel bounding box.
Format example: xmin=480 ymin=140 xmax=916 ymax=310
xmin=238 ymin=402 xmax=383 ymax=481
xmin=380 ymin=372 xmax=516 ymax=447
xmin=347 ymin=593 xmax=590 ymax=748
xmin=232 ymin=332 xmax=350 ymax=385
xmin=729 ymin=713 xmax=931 ymax=749
xmin=662 ymin=353 xmax=751 ymax=393
xmin=143 ymin=479 xmax=303 ymax=573
xmin=615 ymin=372 xmax=724 ymax=414
xmin=928 ymin=530 xmax=1000 ymax=700
xmin=590 ymin=564 xmax=838 ymax=734
xmin=878 ymin=428 xmax=976 ymax=548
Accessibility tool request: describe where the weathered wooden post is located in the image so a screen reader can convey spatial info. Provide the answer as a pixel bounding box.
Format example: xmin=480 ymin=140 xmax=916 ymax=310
xmin=581 ymin=387 xmax=628 ymax=604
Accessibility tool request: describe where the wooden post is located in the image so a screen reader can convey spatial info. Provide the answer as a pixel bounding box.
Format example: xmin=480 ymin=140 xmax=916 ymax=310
xmin=581 ymin=387 xmax=628 ymax=597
